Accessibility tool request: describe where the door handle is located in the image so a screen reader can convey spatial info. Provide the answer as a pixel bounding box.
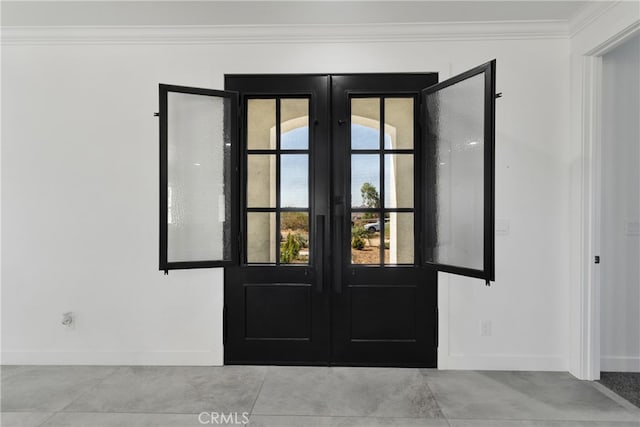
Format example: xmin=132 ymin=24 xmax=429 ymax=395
xmin=316 ymin=215 xmax=325 ymax=293
xmin=334 ymin=219 xmax=342 ymax=294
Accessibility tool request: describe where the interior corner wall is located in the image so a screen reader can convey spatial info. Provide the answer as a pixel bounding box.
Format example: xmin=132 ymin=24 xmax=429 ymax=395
xmin=2 ymin=36 xmax=570 ymax=367
xmin=600 ymin=34 xmax=640 ymax=373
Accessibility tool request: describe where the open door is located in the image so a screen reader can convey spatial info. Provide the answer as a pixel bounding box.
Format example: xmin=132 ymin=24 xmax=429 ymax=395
xmin=159 ymin=84 xmax=239 ymax=271
xmin=422 ymin=60 xmax=496 ymax=282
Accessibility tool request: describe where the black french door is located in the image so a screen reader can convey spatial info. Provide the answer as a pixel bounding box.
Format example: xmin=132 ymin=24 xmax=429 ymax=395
xmin=329 ymin=75 xmax=438 ymax=366
xmin=159 ymin=62 xmax=496 ymax=367
xmin=224 ymin=75 xmax=331 ymax=364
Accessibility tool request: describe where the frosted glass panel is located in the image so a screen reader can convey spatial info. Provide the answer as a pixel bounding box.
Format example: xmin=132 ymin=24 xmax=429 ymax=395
xmin=167 ymin=92 xmax=231 ymax=263
xmin=426 ymin=73 xmax=485 ymax=270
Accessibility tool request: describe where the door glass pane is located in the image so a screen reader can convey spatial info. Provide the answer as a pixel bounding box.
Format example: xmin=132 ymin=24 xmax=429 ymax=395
xmin=166 ymin=92 xmax=231 ymax=262
xmin=281 ymin=155 xmax=309 ymax=208
xmin=384 ymin=154 xmax=414 ymax=208
xmin=247 ymin=212 xmax=276 ymax=263
xmin=247 ymin=155 xmax=276 ymax=208
xmin=351 ymin=154 xmax=380 ymax=208
xmin=384 ymin=212 xmax=414 ymax=264
xmin=280 ymin=212 xmax=310 ymax=264
xmin=281 ymin=98 xmax=309 ymax=150
xmin=247 ymin=99 xmax=276 ymax=150
xmin=384 ymin=98 xmax=414 ymax=150
xmin=351 ymin=212 xmax=381 ymax=265
xmin=426 ymin=73 xmax=485 ymax=270
xmin=351 ymin=98 xmax=380 ymax=150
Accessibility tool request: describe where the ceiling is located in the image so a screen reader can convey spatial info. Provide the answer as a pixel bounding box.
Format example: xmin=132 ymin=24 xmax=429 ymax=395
xmin=1 ymin=1 xmax=600 ymax=27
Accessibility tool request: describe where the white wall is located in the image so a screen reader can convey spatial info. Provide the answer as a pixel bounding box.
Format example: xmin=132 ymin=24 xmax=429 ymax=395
xmin=600 ymin=34 xmax=640 ymax=372
xmin=2 ymin=31 xmax=570 ymax=368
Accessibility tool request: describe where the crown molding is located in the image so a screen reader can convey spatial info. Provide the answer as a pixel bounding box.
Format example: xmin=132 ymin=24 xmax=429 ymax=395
xmin=568 ymin=1 xmax=620 ymax=38
xmin=1 ymin=21 xmax=569 ymax=46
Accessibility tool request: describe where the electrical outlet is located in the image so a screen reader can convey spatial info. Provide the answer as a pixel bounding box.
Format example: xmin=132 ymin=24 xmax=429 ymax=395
xmin=481 ymin=320 xmax=492 ymax=337
xmin=62 ymin=312 xmax=74 ymax=329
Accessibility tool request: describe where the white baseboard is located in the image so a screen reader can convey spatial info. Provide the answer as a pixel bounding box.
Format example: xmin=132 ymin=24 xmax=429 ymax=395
xmin=1 ymin=350 xmax=222 ymax=366
xmin=601 ymin=356 xmax=640 ymax=372
xmin=438 ymin=352 xmax=567 ymax=371
xmin=3 ymin=350 xmax=567 ymax=371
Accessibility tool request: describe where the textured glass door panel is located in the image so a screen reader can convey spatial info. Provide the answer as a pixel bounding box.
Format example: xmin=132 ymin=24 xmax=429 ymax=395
xmin=247 ymin=155 xmax=276 ymax=208
xmin=384 ymin=98 xmax=414 ymax=150
xmin=385 ymin=154 xmax=414 ymax=208
xmin=351 ymin=98 xmax=380 ymax=149
xmin=281 ymin=98 xmax=309 ymax=150
xmin=351 ymin=155 xmax=380 ymax=208
xmin=247 ymin=212 xmax=277 ymax=263
xmin=426 ymin=74 xmax=484 ymax=270
xmin=166 ymin=91 xmax=231 ymax=263
xmin=247 ymin=99 xmax=276 ymax=149
xmin=423 ymin=60 xmax=495 ymax=279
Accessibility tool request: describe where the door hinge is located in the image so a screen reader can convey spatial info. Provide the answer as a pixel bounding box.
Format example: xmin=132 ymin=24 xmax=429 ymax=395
xmin=595 ymin=255 xmax=600 ymax=264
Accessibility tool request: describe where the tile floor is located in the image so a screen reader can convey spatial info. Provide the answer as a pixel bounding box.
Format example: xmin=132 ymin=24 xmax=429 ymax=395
xmin=1 ymin=366 xmax=639 ymax=427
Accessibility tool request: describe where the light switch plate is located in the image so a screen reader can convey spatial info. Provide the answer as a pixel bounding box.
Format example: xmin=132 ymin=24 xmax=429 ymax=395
xmin=495 ymin=219 xmax=510 ymax=235
xmin=481 ymin=320 xmax=492 ymax=336
xmin=627 ymin=221 xmax=640 ymax=236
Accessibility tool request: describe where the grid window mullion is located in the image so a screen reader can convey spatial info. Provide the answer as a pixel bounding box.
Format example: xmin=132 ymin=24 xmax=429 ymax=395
xmin=379 ymin=97 xmax=385 ymax=266
xmin=275 ymin=98 xmax=282 ymax=265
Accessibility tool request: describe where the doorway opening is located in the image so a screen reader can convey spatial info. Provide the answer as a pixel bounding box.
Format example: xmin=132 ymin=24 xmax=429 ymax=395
xmin=597 ymin=34 xmax=640 ymax=406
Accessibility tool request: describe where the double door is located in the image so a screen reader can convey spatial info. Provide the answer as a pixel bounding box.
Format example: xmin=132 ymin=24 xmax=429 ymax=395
xmin=224 ymin=74 xmax=437 ymax=366
xmin=158 ymin=63 xmax=496 ymax=367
